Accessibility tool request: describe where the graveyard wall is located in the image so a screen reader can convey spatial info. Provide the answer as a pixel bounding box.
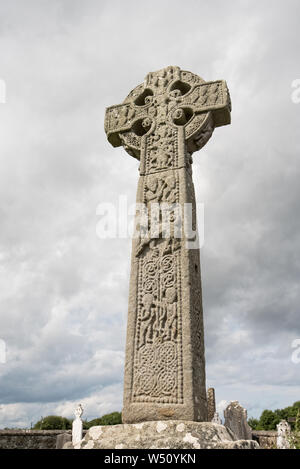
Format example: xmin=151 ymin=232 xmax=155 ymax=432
xmin=0 ymin=430 xmax=71 ymax=449
xmin=0 ymin=428 xmax=278 ymax=449
xmin=252 ymin=430 xmax=277 ymax=449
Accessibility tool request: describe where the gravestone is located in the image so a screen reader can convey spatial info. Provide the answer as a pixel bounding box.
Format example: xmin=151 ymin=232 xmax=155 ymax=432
xmin=105 ymin=66 xmax=231 ymax=424
xmin=224 ymin=401 xmax=252 ymax=440
xmin=212 ymin=412 xmax=222 ymax=425
xmin=207 ymin=388 xmax=216 ymax=422
xmin=56 ymin=432 xmax=72 ymax=449
xmin=277 ymin=420 xmax=291 ymax=449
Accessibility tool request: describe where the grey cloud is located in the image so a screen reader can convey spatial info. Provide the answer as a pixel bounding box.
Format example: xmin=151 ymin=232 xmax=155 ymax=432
xmin=0 ymin=0 xmax=300 ymax=427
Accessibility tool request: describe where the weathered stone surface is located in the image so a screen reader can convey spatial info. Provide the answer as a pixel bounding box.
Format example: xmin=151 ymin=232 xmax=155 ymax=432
xmin=277 ymin=420 xmax=291 ymax=449
xmin=0 ymin=430 xmax=72 ymax=449
xmin=105 ymin=66 xmax=231 ymax=424
xmin=224 ymin=401 xmax=252 ymax=440
xmin=73 ymin=421 xmax=258 ymax=449
xmin=56 ymin=432 xmax=72 ymax=449
xmin=207 ymin=388 xmax=216 ymax=422
xmin=252 ymin=431 xmax=277 ymax=449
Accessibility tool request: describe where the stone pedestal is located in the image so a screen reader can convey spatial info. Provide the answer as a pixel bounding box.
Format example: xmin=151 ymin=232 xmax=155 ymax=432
xmin=68 ymin=421 xmax=259 ymax=450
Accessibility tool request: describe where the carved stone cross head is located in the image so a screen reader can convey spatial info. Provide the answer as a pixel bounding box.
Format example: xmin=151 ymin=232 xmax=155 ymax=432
xmin=105 ymin=66 xmax=231 ymax=174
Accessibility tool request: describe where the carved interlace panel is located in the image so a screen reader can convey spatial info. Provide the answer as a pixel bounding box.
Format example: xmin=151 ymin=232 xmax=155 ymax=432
xmin=133 ymin=246 xmax=183 ymax=403
xmin=132 ymin=165 xmax=183 ymax=404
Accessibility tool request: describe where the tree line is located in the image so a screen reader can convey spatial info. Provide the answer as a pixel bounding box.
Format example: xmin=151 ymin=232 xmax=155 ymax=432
xmin=33 ymin=411 xmax=122 ymax=430
xmin=248 ymin=401 xmax=300 ymax=431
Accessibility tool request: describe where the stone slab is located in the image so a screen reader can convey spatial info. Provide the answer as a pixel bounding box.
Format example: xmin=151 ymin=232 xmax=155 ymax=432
xmin=56 ymin=432 xmax=72 ymax=449
xmin=70 ymin=421 xmax=259 ymax=449
xmin=224 ymin=401 xmax=252 ymax=440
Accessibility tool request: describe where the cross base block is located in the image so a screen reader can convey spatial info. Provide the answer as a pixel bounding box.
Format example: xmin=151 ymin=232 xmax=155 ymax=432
xmin=67 ymin=421 xmax=259 ymax=449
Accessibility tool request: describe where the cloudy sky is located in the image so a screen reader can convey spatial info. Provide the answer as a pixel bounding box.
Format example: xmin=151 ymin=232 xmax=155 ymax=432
xmin=0 ymin=0 xmax=300 ymax=428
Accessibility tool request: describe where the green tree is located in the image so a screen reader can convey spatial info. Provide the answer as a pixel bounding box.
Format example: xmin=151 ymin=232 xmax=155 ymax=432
xmin=33 ymin=416 xmax=72 ymax=430
xmin=82 ymin=419 xmax=90 ymax=430
xmin=275 ymin=405 xmax=299 ymax=430
xmin=257 ymin=402 xmax=300 ymax=431
xmin=292 ymin=410 xmax=300 ymax=449
xmin=258 ymin=410 xmax=279 ymax=430
xmin=248 ymin=418 xmax=259 ymax=430
xmin=86 ymin=412 xmax=122 ymax=428
xmin=295 ymin=409 xmax=300 ymax=432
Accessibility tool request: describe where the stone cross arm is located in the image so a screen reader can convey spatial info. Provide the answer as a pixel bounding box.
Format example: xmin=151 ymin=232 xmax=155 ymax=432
xmin=181 ymin=80 xmax=231 ymax=127
xmin=104 ymin=102 xmax=148 ymax=148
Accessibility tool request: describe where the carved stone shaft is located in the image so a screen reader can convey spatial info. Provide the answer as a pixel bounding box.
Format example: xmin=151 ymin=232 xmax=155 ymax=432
xmin=105 ymin=66 xmax=231 ymax=423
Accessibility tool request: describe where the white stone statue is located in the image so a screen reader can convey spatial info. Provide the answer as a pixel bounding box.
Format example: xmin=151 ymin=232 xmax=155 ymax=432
xmin=212 ymin=412 xmax=222 ymax=425
xmin=277 ymin=420 xmax=291 ymax=449
xmin=72 ymin=404 xmax=84 ymax=447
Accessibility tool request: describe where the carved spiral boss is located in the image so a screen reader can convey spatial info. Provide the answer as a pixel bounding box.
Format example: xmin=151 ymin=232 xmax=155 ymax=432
xmin=105 ymin=66 xmax=231 ymax=423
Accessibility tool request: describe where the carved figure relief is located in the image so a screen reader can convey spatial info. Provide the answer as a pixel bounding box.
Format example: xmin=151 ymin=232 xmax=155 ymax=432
xmin=133 ymin=248 xmax=183 ymax=404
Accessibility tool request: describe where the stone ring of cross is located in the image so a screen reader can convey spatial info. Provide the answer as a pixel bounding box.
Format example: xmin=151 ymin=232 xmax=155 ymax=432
xmin=105 ymin=65 xmax=231 ymax=161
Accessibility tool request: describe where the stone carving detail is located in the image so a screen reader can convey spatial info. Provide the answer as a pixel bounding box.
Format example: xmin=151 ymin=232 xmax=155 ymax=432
xmin=105 ymin=104 xmax=137 ymax=133
xmin=186 ymin=114 xmax=214 ymax=153
xmin=146 ymin=125 xmax=178 ymax=173
xmin=133 ymin=248 xmax=183 ymax=404
xmin=146 ymin=66 xmax=181 ymax=90
xmin=144 ymin=173 xmax=178 ymax=205
xmin=183 ymin=81 xmax=224 ymax=108
xmin=105 ymin=65 xmax=231 ymax=163
xmin=119 ymin=132 xmax=141 ymax=159
xmin=105 ymin=66 xmax=231 ymax=423
xmin=133 ymin=167 xmax=182 ymax=404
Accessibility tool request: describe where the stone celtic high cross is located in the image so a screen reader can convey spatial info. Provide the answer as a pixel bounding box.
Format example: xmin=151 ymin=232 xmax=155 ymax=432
xmin=105 ymin=66 xmax=231 ymax=423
